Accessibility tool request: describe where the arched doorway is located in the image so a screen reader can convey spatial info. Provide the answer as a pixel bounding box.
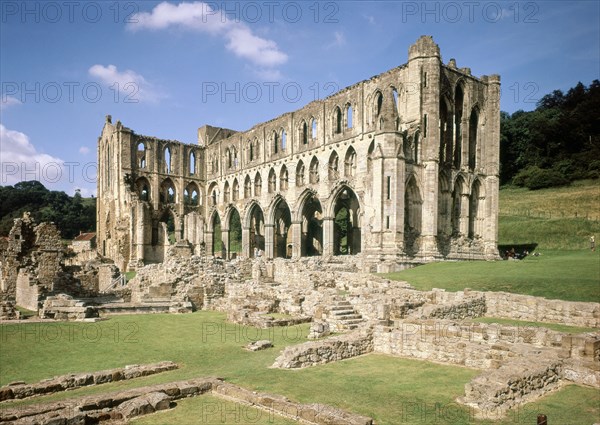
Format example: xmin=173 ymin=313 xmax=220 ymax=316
xmin=272 ymin=198 xmax=292 ymax=258
xmin=332 ymin=187 xmax=361 ymax=255
xmin=228 ymin=208 xmax=242 ymax=258
xmin=248 ymin=203 xmax=265 ymax=257
xmin=300 ymin=193 xmax=323 ymax=256
xmin=211 ymin=212 xmax=223 ymax=257
xmin=404 ymin=177 xmax=422 ymax=256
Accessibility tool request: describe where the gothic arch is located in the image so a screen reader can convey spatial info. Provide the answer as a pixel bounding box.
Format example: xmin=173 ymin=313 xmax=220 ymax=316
xmin=244 ymin=175 xmax=252 ymax=198
xmin=437 ymin=171 xmax=452 ymax=236
xmin=333 ymin=105 xmax=342 ymax=135
xmin=404 ymin=175 xmax=423 ymax=255
xmin=267 ymin=195 xmax=292 ymax=258
xmin=184 ymin=182 xmax=200 ymax=206
xmin=328 ymin=150 xmax=340 ymax=181
xmin=329 ymin=184 xmax=362 ymax=255
xmin=469 ymin=106 xmax=480 ymax=171
xmin=268 ymin=168 xmax=277 ymax=193
xmin=254 ymin=172 xmax=262 ymax=197
xmin=469 ymin=178 xmax=486 ymax=239
xmin=451 ymin=174 xmax=468 ymax=235
xmin=160 ymin=178 xmax=176 ymax=204
xmin=344 ymin=146 xmax=357 ymax=177
xmin=309 ymin=156 xmax=320 ymax=184
xmin=232 ymin=178 xmax=239 ymax=201
xmin=135 ymin=177 xmax=151 ymax=202
xmin=245 ymin=201 xmax=265 ymax=257
xmin=295 ymin=189 xmax=323 ymax=256
xmin=279 ymin=165 xmax=289 ymax=191
xmin=454 ymin=81 xmax=466 ymax=168
xmin=296 ymin=160 xmax=306 ymax=187
xmin=223 ymin=181 xmax=231 ymax=203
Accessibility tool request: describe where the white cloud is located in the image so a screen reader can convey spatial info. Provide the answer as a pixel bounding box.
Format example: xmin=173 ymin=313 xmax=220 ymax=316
xmin=88 ymin=64 xmax=163 ymax=103
xmin=326 ymin=31 xmax=346 ymax=49
xmin=0 ymin=95 xmax=22 ymax=111
xmin=129 ymin=1 xmax=287 ymax=70
xmin=79 ymin=146 xmax=90 ymax=155
xmin=0 ymin=124 xmax=64 ymax=187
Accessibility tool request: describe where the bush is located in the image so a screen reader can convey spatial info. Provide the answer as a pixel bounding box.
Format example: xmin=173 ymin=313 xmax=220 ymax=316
xmin=512 ymin=166 xmax=570 ymax=190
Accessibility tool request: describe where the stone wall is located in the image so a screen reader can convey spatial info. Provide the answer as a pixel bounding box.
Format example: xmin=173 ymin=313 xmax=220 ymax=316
xmin=372 ymin=321 xmax=599 ymax=369
xmin=40 ymin=294 xmax=99 ymax=321
xmin=15 ymin=270 xmax=40 ymax=311
xmin=0 ymin=361 xmax=178 ymax=402
xmin=0 ymin=301 xmax=18 ymax=320
xmin=459 ymin=359 xmax=564 ymax=419
xmin=272 ymin=329 xmax=373 ymax=369
xmin=0 ymin=377 xmax=373 ymax=425
xmin=484 ymin=291 xmax=599 ymax=328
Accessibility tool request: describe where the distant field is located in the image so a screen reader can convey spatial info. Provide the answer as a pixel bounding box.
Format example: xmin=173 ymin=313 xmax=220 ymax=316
xmin=382 ymin=249 xmax=599 ymax=302
xmin=499 ymin=180 xmax=600 ymax=250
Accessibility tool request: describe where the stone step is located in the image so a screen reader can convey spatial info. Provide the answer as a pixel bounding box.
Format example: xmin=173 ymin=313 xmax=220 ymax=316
xmin=96 ymin=303 xmax=171 ymax=315
xmin=341 ymin=317 xmax=364 ymax=325
xmin=336 ymin=314 xmax=362 ymax=321
xmin=331 ymin=309 xmax=355 ymax=315
xmin=330 ymin=303 xmax=353 ymax=309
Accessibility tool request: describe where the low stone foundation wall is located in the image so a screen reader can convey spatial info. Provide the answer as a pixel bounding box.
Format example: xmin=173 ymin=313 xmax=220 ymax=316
xmin=484 ymin=291 xmax=600 ymax=328
xmin=460 ymin=359 xmax=564 ymax=419
xmin=272 ymin=330 xmax=373 ymax=369
xmin=0 ymin=377 xmax=373 ymax=425
xmin=228 ymin=309 xmax=312 ymax=328
xmin=40 ymin=294 xmax=99 ymax=321
xmin=0 ymin=361 xmax=178 ymax=402
xmin=0 ymin=301 xmax=19 ymax=320
xmin=212 ymin=380 xmax=373 ymax=425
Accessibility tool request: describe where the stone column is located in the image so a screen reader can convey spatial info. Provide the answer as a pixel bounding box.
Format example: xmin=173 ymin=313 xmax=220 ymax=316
xmin=420 ymin=160 xmax=439 ymax=257
xmin=135 ymin=203 xmax=145 ymax=264
xmin=205 ymin=231 xmax=214 ymax=256
xmin=221 ymin=229 xmax=230 ymax=259
xmin=322 ymin=217 xmax=334 ymax=256
xmin=460 ymin=193 xmax=470 ymax=235
xmin=242 ymin=226 xmax=251 ymax=258
xmin=290 ymin=221 xmax=302 ymax=258
xmin=264 ymin=224 xmax=274 ymax=259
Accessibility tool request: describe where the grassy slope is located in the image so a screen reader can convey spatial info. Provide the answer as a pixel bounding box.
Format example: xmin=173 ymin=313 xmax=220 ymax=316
xmin=383 ymin=250 xmax=599 ymax=302
xmin=499 ymin=180 xmax=600 ymax=250
xmin=383 ymin=180 xmax=600 ymax=302
xmin=2 ymin=312 xmax=597 ymax=425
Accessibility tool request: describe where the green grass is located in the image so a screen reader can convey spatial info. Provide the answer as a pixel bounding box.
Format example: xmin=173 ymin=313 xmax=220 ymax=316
xmin=472 ymin=317 xmax=597 ymax=334
xmin=14 ymin=306 xmax=36 ymax=319
xmin=1 ymin=312 xmax=598 ymax=424
xmin=499 ymin=215 xmax=600 ymax=250
xmin=382 ymin=250 xmax=599 ymax=302
xmin=499 ymin=180 xmax=600 ymax=250
xmin=125 ymin=271 xmax=137 ymax=281
xmin=132 ymin=394 xmax=298 ymax=425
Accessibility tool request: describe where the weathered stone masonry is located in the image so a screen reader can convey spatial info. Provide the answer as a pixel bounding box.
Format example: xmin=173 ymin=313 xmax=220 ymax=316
xmin=97 ymin=36 xmax=501 ymax=272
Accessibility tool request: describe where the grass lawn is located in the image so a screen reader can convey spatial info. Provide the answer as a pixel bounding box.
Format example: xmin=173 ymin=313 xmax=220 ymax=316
xmin=499 ymin=180 xmax=600 ymax=250
xmin=1 ymin=312 xmax=598 ymax=424
xmin=381 ymin=250 xmax=599 ymax=302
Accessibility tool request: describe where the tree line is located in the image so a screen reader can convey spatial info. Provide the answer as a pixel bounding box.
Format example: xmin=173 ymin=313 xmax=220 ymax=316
xmin=500 ymin=80 xmax=600 ymax=189
xmin=0 ymin=181 xmax=96 ymax=239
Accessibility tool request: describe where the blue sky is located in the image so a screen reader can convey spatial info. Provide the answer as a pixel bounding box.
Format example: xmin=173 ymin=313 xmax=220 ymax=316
xmin=1 ymin=1 xmax=598 ymax=196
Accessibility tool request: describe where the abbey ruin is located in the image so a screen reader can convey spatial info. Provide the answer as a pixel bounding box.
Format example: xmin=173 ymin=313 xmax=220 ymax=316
xmin=97 ymin=36 xmax=501 ymax=272
xmin=10 ymin=37 xmax=594 ymax=424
